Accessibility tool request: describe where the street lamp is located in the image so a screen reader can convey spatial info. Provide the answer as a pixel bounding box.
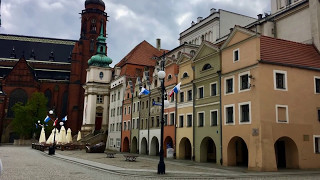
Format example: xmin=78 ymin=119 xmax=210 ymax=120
xmin=48 ymin=110 xmax=56 ymax=155
xmin=157 ymin=54 xmax=169 ymax=174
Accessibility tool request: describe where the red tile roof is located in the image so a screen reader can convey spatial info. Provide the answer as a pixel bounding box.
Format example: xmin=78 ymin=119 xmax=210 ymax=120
xmin=116 ymin=40 xmax=166 ymax=68
xmin=260 ymin=36 xmax=320 ymax=70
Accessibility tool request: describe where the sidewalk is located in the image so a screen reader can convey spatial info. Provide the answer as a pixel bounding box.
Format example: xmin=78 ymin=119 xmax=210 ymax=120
xmin=45 ymin=149 xmax=320 ymax=179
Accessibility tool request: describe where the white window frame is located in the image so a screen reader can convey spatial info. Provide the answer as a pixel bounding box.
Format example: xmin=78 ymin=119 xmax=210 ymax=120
xmin=179 ymin=114 xmax=184 ymax=128
xmin=273 ymin=70 xmax=288 ymax=91
xmin=197 ymin=111 xmax=205 ymax=127
xmin=276 ymin=104 xmax=289 ymax=123
xmin=198 ymin=86 xmax=204 ymax=99
xmin=186 ymin=113 xmax=193 ymax=127
xmin=238 ymin=71 xmax=251 ymax=93
xmin=170 ymin=112 xmax=175 ymax=126
xmin=109 ymin=138 xmax=113 ymax=147
xmin=210 ymin=109 xmax=219 ymax=126
xmin=97 ymin=95 xmax=103 ymax=104
xmin=224 ymin=104 xmax=235 ymax=125
xmin=224 ymin=76 xmax=235 ymax=95
xmin=238 ymin=101 xmax=252 ymax=125
xmin=233 ymin=48 xmax=240 ymax=62
xmin=314 ymin=76 xmax=320 ymax=94
xmin=210 ymin=82 xmax=218 ymax=96
xmin=313 ymin=135 xmax=320 ymax=154
xmin=116 ymin=139 xmax=121 ymax=148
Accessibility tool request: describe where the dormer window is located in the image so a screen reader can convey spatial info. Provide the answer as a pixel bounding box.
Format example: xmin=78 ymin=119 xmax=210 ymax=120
xmin=168 ymin=74 xmax=172 ymax=80
xmin=190 ymin=50 xmax=196 ymax=56
xmin=202 ymin=64 xmax=212 ymax=71
xmin=182 ymin=72 xmax=189 ymax=78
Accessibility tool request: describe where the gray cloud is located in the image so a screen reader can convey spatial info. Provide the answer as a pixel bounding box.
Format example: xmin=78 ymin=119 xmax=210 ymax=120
xmin=0 ymin=0 xmax=270 ymax=66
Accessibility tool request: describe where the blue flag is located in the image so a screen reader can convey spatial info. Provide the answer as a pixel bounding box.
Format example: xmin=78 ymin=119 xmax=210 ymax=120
xmin=62 ymin=115 xmax=67 ymax=121
xmin=139 ymin=87 xmax=150 ymax=96
xmin=44 ymin=116 xmax=51 ymax=123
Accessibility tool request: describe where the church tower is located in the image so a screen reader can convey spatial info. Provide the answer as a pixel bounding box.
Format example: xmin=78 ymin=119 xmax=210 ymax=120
xmin=68 ymin=0 xmax=108 ymax=132
xmin=82 ymin=24 xmax=112 ymax=134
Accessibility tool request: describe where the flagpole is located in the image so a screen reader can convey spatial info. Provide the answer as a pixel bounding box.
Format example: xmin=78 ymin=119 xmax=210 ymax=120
xmin=48 ymin=110 xmax=56 ymax=155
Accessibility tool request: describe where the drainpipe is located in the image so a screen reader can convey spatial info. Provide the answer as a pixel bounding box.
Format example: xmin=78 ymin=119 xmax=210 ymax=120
xmin=147 ymin=85 xmax=151 ymax=154
xmin=218 ymin=70 xmax=223 ymax=165
xmin=174 ymin=83 xmax=178 ymax=158
xmin=120 ymin=95 xmax=123 ymax=152
xmin=137 ymin=95 xmax=141 ymax=153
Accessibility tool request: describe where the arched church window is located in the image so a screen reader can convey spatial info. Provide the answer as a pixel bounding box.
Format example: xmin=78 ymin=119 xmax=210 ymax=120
xmin=190 ymin=50 xmax=196 ymax=56
xmin=90 ymin=39 xmax=94 ymax=52
xmin=182 ymin=72 xmax=189 ymax=78
xmin=7 ymin=89 xmax=28 ymax=118
xmin=61 ymin=91 xmax=68 ymax=117
xmin=202 ymin=64 xmax=212 ymax=71
xmin=44 ymin=89 xmax=52 ymax=109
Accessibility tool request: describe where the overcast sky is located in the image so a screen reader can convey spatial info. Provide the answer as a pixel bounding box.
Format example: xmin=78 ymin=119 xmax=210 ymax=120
xmin=0 ymin=0 xmax=270 ymax=66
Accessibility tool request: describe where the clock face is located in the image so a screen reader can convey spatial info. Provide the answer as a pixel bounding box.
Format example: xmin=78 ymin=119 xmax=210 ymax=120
xmin=99 ymin=72 xmax=104 ymax=79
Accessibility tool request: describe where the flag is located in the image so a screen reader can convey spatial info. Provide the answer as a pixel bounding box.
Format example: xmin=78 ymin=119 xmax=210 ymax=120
xmin=44 ymin=116 xmax=51 ymax=123
xmin=139 ymin=87 xmax=150 ymax=96
xmin=169 ymin=82 xmax=181 ymax=97
xmin=53 ymin=118 xmax=58 ymax=126
xmin=62 ymin=115 xmax=67 ymax=121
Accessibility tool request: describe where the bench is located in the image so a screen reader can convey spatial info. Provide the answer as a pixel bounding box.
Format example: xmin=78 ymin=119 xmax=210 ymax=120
xmin=123 ymin=154 xmax=138 ymax=162
xmin=105 ymin=152 xmax=116 ymax=158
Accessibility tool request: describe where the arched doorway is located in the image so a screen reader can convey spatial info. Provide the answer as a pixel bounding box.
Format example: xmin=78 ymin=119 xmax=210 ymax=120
xmin=200 ymin=137 xmax=216 ymax=162
xmin=95 ymin=106 xmax=103 ymax=131
xmin=140 ymin=137 xmax=147 ymax=154
xmin=274 ymin=137 xmax=299 ymax=169
xmin=7 ymin=88 xmax=28 ymax=118
xmin=150 ymin=136 xmax=159 ymax=156
xmin=164 ymin=136 xmax=173 ymax=157
xmin=227 ymin=136 xmax=248 ymax=167
xmin=131 ymin=136 xmax=138 ymax=153
xmin=179 ymin=137 xmax=192 ymax=160
xmin=122 ymin=137 xmax=129 ymax=152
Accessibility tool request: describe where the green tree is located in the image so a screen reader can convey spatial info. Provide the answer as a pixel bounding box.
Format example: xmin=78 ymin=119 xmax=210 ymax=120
xmin=12 ymin=92 xmax=48 ymax=139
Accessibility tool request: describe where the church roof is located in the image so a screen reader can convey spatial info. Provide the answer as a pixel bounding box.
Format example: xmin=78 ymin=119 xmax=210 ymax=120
xmin=0 ymin=34 xmax=76 ymax=62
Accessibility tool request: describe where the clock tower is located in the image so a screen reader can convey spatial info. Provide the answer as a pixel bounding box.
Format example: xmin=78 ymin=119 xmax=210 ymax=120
xmin=81 ymin=23 xmax=112 ymax=134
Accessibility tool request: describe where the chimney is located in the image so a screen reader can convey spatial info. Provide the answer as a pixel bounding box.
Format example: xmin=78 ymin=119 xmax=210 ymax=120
xmin=257 ymin=14 xmax=263 ymax=20
xmin=210 ymin=8 xmax=217 ymax=14
xmin=156 ymin=38 xmax=161 ymax=51
xmin=191 ymin=21 xmax=195 ymax=26
xmin=197 ymin=17 xmax=203 ymax=23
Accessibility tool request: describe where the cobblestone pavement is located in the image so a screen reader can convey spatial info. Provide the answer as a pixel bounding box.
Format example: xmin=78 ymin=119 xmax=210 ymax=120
xmin=2 ymin=145 xmax=320 ymax=179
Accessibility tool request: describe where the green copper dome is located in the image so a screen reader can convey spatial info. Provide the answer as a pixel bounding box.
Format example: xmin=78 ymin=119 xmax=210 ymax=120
xmin=88 ymin=24 xmax=112 ymax=67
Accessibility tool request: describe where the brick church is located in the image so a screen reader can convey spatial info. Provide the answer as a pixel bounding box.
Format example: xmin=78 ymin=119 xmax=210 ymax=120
xmin=0 ymin=0 xmax=109 ymax=142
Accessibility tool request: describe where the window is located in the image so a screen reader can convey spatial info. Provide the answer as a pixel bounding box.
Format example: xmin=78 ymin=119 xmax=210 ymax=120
xmin=276 ymin=105 xmax=288 ymax=123
xmin=128 ymin=121 xmax=131 ymax=130
xmin=127 ymin=93 xmax=130 ymax=99
xmin=170 ymin=113 xmax=175 ymax=125
xmin=239 ymin=72 xmax=250 ymax=91
xmin=156 ymin=116 xmax=160 ymax=127
xmin=233 ymin=48 xmax=239 ymax=62
xmin=274 ymin=70 xmax=287 ymax=90
xmin=132 ymin=119 xmax=135 ymax=129
xmin=151 ymin=117 xmax=154 ymax=127
xmin=141 ymin=119 xmax=144 ymax=129
xmin=164 ymin=114 xmax=168 ymax=126
xmin=179 ymin=115 xmax=184 ymax=127
xmin=142 ymin=102 xmax=144 ymax=109
xmin=128 ymin=106 xmax=131 ymax=114
xmin=168 ymin=74 xmax=172 ymax=80
xmin=187 ymin=90 xmax=192 ymax=101
xmin=202 ymin=64 xmax=212 ymax=71
xmin=133 ymin=103 xmax=136 ymax=112
xmin=210 ymin=110 xmax=218 ymax=126
xmin=124 ymin=107 xmax=127 ymax=115
xmin=315 ymin=77 xmax=320 ymax=94
xmin=211 ymin=83 xmax=217 ymax=96
xmin=187 ymin=114 xmax=192 ymax=127
xmin=114 ymin=94 xmax=116 ymax=101
xmin=182 ymin=72 xmax=189 ymax=78
xmin=124 ymin=122 xmax=127 ymax=130
xmin=137 ymin=102 xmax=140 ymax=111
xmin=314 ymin=136 xmax=320 ymax=153
xmin=171 ymin=93 xmax=175 ymax=102
xmin=146 ymin=100 xmax=149 ymax=108
xmin=190 ymin=50 xmax=196 ymax=56
xmin=116 ymin=139 xmax=121 ymax=148
xmin=225 ymin=104 xmax=235 ymax=125
xmin=118 ymin=91 xmax=120 ymax=100
xmin=198 ymin=112 xmax=204 ymax=127
xmin=97 ymin=95 xmax=103 ymax=104
xmin=154 ymin=80 xmax=158 ymax=87
xmin=225 ymin=76 xmax=234 ymax=94
xmin=137 ymin=118 xmax=140 ymax=129
xmin=111 ymin=95 xmax=114 ymax=102
xmin=180 ymin=92 xmax=184 ymax=102
xmin=318 ymin=109 xmax=320 ymax=122
xmin=109 ymin=138 xmax=113 ymax=147
xmin=198 ymin=87 xmax=204 ymax=99
xmin=239 ymin=102 xmax=251 ymax=124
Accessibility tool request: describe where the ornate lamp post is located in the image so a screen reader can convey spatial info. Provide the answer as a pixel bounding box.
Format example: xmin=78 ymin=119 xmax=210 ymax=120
xmin=157 ymin=55 xmax=170 ymax=174
xmin=48 ymin=110 xmax=56 ymax=155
